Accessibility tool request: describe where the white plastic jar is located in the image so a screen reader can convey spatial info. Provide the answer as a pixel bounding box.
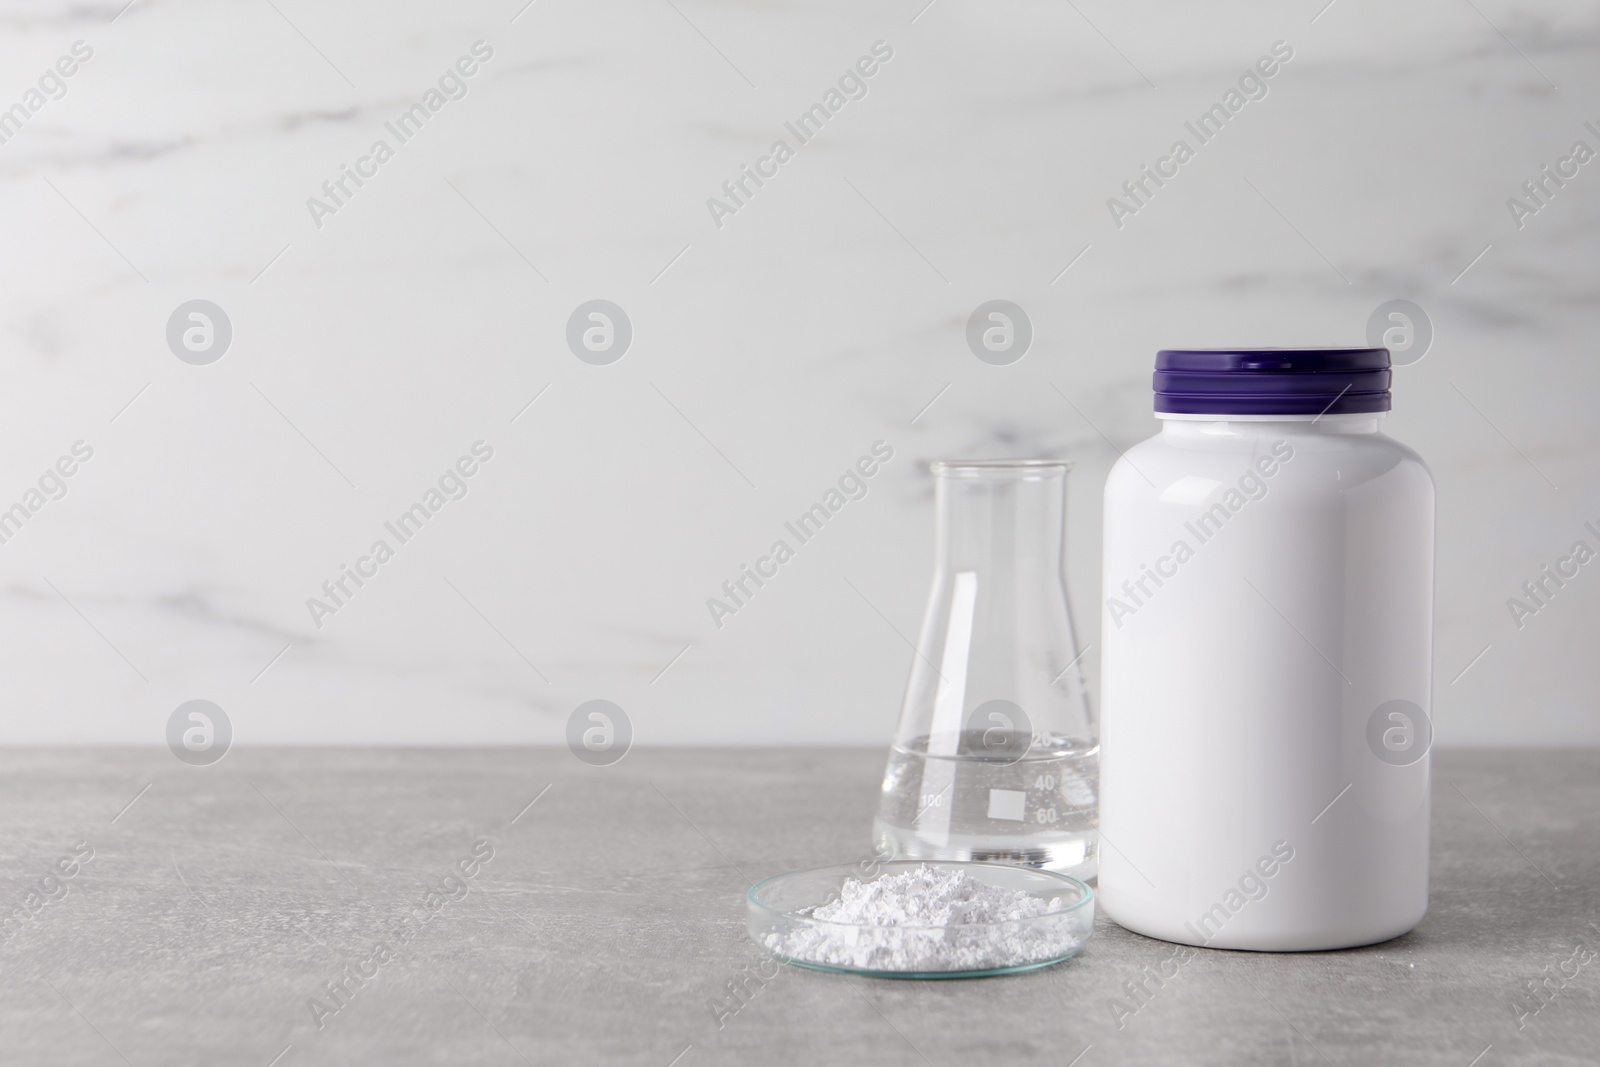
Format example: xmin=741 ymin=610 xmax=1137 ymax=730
xmin=1098 ymin=348 xmax=1434 ymax=951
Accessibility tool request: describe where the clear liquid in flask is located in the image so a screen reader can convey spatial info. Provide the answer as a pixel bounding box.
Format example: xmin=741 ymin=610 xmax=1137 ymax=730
xmin=874 ymin=731 xmax=1098 ymax=877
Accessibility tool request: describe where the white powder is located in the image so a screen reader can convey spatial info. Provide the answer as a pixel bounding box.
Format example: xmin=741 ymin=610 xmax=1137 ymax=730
xmin=764 ymin=864 xmax=1082 ymax=972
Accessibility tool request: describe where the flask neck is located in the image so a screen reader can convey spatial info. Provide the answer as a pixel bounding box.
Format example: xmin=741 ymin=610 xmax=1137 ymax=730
xmin=933 ymin=463 xmax=1068 ymax=579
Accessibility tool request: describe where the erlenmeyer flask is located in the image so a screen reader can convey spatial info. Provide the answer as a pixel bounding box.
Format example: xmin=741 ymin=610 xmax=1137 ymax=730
xmin=872 ymin=459 xmax=1098 ymax=879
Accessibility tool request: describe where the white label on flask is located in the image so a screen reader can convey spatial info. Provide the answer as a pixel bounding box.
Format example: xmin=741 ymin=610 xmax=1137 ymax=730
xmin=987 ymin=789 xmax=1026 ymax=822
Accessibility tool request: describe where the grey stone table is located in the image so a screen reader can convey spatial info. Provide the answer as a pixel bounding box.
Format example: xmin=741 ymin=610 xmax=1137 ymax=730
xmin=0 ymin=749 xmax=1595 ymax=1067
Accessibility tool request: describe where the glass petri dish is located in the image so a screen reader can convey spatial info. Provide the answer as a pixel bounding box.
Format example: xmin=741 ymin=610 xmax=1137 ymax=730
xmin=746 ymin=860 xmax=1094 ymax=979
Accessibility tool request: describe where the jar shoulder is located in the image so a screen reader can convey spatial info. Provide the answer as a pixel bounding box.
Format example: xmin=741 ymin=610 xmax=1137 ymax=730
xmin=1107 ymin=429 xmax=1433 ymax=504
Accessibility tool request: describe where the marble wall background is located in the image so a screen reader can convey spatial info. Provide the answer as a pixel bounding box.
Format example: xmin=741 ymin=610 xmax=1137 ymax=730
xmin=0 ymin=0 xmax=1595 ymax=746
